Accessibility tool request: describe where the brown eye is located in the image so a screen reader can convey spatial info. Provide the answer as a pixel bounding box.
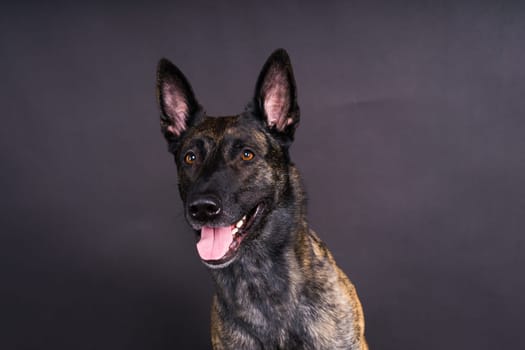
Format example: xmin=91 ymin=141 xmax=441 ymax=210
xmin=241 ymin=149 xmax=255 ymax=161
xmin=184 ymin=152 xmax=196 ymax=165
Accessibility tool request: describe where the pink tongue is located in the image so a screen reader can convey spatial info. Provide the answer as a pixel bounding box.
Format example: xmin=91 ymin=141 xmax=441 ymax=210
xmin=196 ymin=226 xmax=233 ymax=261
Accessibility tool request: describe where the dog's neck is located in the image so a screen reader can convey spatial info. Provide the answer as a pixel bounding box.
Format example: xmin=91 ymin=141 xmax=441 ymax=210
xmin=211 ymin=214 xmax=305 ymax=293
xmin=209 ymin=165 xmax=307 ymax=329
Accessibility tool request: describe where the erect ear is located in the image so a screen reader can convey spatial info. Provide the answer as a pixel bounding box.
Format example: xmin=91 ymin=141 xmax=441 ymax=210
xmin=156 ymin=58 xmax=202 ymax=142
xmin=253 ymin=49 xmax=300 ymax=142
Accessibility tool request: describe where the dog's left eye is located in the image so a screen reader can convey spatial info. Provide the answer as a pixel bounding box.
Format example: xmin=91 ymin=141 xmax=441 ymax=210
xmin=241 ymin=149 xmax=255 ymax=161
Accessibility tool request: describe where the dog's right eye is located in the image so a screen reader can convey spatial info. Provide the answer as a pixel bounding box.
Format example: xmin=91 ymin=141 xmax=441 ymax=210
xmin=184 ymin=152 xmax=197 ymax=165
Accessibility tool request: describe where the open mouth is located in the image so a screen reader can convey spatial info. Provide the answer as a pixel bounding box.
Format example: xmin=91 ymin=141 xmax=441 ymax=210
xmin=196 ymin=203 xmax=264 ymax=267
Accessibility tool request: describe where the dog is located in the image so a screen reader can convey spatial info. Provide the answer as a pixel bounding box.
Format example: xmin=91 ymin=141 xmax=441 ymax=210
xmin=156 ymin=49 xmax=368 ymax=349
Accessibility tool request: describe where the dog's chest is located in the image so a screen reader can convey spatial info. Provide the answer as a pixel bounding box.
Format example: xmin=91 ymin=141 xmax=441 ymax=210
xmin=217 ymin=280 xmax=350 ymax=349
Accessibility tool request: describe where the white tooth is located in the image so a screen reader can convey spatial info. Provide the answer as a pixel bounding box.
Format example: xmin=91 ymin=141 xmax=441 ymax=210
xmin=236 ymin=220 xmax=244 ymax=228
xmin=231 ymin=227 xmax=239 ymax=235
xmin=242 ymin=215 xmax=247 ymax=220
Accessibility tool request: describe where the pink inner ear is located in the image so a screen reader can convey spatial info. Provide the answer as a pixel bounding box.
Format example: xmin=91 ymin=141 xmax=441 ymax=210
xmin=163 ymin=82 xmax=189 ymax=136
xmin=263 ymin=69 xmax=290 ymax=131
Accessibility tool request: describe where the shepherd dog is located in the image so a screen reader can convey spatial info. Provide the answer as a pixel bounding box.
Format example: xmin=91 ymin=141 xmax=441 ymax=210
xmin=155 ymin=49 xmax=368 ymax=349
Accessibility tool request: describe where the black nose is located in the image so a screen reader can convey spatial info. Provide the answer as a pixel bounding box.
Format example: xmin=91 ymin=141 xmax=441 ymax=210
xmin=188 ymin=195 xmax=221 ymax=222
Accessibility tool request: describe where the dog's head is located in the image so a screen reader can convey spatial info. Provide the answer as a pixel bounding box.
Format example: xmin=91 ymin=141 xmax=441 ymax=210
xmin=156 ymin=49 xmax=300 ymax=268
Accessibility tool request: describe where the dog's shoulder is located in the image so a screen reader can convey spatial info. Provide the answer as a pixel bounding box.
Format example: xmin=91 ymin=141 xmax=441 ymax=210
xmin=295 ymin=229 xmax=368 ymax=349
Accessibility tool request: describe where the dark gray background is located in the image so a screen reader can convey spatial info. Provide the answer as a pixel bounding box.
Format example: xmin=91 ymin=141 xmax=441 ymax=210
xmin=2 ymin=1 xmax=524 ymax=349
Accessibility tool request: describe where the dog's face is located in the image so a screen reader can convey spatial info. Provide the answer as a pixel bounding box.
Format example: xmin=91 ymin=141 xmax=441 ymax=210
xmin=156 ymin=49 xmax=300 ymax=268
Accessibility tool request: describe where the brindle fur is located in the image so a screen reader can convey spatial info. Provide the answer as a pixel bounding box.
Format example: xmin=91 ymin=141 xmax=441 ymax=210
xmin=156 ymin=49 xmax=368 ymax=349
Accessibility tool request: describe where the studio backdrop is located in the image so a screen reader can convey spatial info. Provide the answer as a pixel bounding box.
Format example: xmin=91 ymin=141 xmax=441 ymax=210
xmin=1 ymin=1 xmax=524 ymax=349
